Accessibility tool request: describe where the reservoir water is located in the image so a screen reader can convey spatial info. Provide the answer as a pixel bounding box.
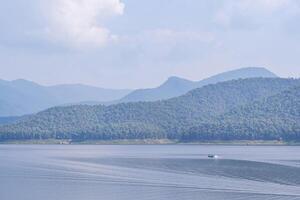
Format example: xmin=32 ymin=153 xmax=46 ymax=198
xmin=1 ymin=145 xmax=300 ymax=200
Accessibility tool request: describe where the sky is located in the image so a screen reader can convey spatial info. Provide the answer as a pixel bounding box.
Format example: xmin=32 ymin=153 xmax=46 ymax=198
xmin=0 ymin=0 xmax=300 ymax=89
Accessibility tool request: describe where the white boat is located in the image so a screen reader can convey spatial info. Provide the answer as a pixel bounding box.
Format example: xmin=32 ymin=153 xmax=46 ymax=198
xmin=208 ymin=154 xmax=219 ymax=159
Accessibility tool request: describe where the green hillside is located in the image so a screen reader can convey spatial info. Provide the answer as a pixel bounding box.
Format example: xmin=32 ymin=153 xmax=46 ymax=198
xmin=182 ymin=86 xmax=300 ymax=141
xmin=0 ymin=78 xmax=299 ymax=141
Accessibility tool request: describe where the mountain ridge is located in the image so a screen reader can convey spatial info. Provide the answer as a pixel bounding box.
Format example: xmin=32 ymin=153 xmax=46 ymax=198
xmin=1 ymin=77 xmax=299 ymax=141
xmin=0 ymin=79 xmax=132 ymax=117
xmin=120 ymin=67 xmax=277 ymax=102
xmin=0 ymin=67 xmax=278 ymax=117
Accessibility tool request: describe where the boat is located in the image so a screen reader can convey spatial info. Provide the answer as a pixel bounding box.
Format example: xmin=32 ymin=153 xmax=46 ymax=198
xmin=208 ymin=154 xmax=219 ymax=159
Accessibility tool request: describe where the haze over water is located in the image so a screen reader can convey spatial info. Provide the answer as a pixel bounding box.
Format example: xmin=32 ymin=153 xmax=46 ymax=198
xmin=1 ymin=145 xmax=300 ymax=200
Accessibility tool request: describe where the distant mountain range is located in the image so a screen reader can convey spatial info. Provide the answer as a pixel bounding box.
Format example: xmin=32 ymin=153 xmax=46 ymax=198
xmin=0 ymin=116 xmax=23 ymax=125
xmin=120 ymin=67 xmax=277 ymax=102
xmin=0 ymin=79 xmax=131 ymax=117
xmin=1 ymin=78 xmax=299 ymax=141
xmin=0 ymin=67 xmax=277 ymax=117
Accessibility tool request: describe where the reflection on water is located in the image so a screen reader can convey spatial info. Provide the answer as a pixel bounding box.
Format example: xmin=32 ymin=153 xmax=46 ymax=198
xmin=1 ymin=145 xmax=300 ymax=200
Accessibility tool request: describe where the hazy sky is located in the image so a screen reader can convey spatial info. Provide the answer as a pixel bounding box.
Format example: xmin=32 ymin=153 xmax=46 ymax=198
xmin=1 ymin=0 xmax=300 ymax=89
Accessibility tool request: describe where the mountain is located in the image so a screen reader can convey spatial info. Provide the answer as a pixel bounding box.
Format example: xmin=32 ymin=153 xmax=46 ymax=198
xmin=120 ymin=67 xmax=277 ymax=102
xmin=0 ymin=67 xmax=276 ymax=116
xmin=120 ymin=76 xmax=195 ymax=102
xmin=183 ymin=86 xmax=300 ymax=141
xmin=0 ymin=79 xmax=131 ymax=117
xmin=0 ymin=116 xmax=23 ymax=125
xmin=0 ymin=79 xmax=56 ymax=117
xmin=47 ymin=84 xmax=131 ymax=103
xmin=1 ymin=78 xmax=299 ymax=141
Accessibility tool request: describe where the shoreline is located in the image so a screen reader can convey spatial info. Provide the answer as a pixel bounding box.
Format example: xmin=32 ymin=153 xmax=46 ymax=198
xmin=1 ymin=139 xmax=300 ymax=146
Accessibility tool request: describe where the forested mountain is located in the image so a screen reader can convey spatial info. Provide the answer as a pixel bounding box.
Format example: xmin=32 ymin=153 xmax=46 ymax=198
xmin=120 ymin=67 xmax=277 ymax=102
xmin=0 ymin=79 xmax=131 ymax=116
xmin=183 ymin=86 xmax=300 ymax=141
xmin=1 ymin=78 xmax=299 ymax=141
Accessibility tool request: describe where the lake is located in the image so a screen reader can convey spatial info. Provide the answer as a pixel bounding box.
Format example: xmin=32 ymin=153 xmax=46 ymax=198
xmin=1 ymin=145 xmax=300 ymax=200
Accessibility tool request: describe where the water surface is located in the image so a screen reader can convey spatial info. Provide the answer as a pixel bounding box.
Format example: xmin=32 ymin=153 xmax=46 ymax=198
xmin=1 ymin=145 xmax=300 ymax=200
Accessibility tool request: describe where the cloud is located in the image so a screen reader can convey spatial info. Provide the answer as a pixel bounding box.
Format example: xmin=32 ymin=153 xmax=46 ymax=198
xmin=42 ymin=0 xmax=125 ymax=49
xmin=143 ymin=29 xmax=214 ymax=44
xmin=214 ymin=0 xmax=299 ymax=29
xmin=115 ymin=29 xmax=215 ymax=64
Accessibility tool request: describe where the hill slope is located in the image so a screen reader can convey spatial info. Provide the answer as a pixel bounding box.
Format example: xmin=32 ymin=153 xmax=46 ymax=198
xmin=0 ymin=79 xmax=131 ymax=117
xmin=120 ymin=67 xmax=277 ymax=102
xmin=1 ymin=78 xmax=299 ymax=141
xmin=183 ymin=86 xmax=300 ymax=140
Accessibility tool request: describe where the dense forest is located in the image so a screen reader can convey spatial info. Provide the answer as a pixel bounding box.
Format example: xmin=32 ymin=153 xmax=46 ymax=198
xmin=0 ymin=78 xmax=300 ymax=141
xmin=182 ymin=86 xmax=300 ymax=141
